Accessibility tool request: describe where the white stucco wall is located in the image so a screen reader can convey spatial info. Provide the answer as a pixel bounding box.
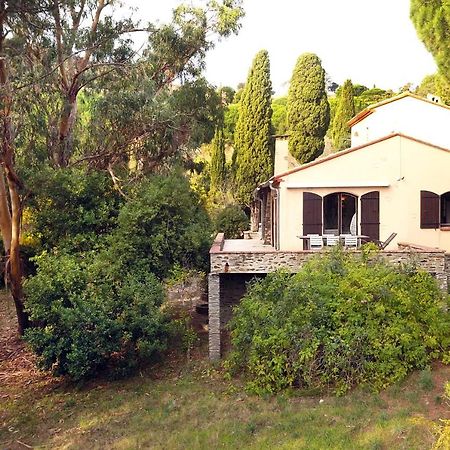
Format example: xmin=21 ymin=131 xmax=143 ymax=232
xmin=276 ymin=135 xmax=450 ymax=252
xmin=351 ymin=97 xmax=450 ymax=150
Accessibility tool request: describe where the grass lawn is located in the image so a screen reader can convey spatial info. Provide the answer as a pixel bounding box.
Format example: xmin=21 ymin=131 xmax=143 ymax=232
xmin=1 ymin=294 xmax=450 ymax=449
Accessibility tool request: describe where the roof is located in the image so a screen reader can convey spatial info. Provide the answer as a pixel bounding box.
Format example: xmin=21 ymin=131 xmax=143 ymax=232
xmin=348 ymin=92 xmax=450 ymax=127
xmin=271 ymin=132 xmax=450 ymax=183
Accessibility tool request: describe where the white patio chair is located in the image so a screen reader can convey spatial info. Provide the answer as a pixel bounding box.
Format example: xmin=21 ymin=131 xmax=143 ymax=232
xmin=308 ymin=234 xmax=323 ymax=250
xmin=343 ymin=234 xmax=358 ymax=248
xmin=324 ymin=234 xmax=340 ymax=246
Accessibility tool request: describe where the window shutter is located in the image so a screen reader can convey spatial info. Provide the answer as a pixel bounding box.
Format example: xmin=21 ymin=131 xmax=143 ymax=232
xmin=420 ymin=190 xmax=439 ymax=229
xmin=303 ymin=192 xmax=322 ymax=250
xmin=361 ymin=191 xmax=380 ymax=241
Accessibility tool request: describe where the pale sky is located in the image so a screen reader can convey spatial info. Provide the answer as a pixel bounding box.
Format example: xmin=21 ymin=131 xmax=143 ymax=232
xmin=122 ymin=0 xmax=437 ymax=95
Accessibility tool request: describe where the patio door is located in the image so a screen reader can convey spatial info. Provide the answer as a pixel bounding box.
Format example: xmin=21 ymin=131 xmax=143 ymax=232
xmin=323 ymin=193 xmax=357 ymax=235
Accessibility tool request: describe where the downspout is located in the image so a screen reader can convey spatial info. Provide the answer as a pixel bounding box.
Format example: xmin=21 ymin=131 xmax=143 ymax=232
xmin=269 ymin=180 xmax=280 ymax=250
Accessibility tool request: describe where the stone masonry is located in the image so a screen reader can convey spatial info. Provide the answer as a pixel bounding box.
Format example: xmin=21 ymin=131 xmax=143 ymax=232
xmin=208 ymin=233 xmax=450 ymax=359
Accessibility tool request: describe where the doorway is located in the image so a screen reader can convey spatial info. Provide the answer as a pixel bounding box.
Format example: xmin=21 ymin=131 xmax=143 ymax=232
xmin=323 ymin=193 xmax=357 ymax=235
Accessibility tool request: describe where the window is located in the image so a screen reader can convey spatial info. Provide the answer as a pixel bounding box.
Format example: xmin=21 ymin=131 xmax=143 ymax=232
xmin=420 ymin=190 xmax=450 ymax=229
xmin=441 ymin=192 xmax=450 ymax=226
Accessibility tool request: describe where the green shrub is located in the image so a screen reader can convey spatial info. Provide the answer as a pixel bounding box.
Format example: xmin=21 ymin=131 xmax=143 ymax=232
xmin=214 ymin=204 xmax=249 ymax=238
xmin=24 ymin=252 xmax=167 ymax=381
xmin=110 ymin=173 xmax=212 ymax=279
xmin=26 ymin=167 xmax=122 ymax=252
xmin=227 ymin=247 xmax=450 ymax=395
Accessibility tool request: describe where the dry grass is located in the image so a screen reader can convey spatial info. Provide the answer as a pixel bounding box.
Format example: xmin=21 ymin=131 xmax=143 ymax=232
xmin=1 ymin=293 xmax=450 ymax=450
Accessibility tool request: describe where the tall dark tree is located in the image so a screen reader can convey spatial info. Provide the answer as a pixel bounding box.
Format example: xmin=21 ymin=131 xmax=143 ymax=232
xmin=234 ymin=50 xmax=273 ymax=206
xmin=210 ymin=125 xmax=226 ymax=192
xmin=287 ymin=53 xmax=330 ymax=163
xmin=331 ymin=79 xmax=355 ymax=150
xmin=410 ymin=1 xmax=450 ymax=82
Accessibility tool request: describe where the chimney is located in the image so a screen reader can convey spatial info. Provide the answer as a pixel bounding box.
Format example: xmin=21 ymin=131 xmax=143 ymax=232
xmin=274 ymin=135 xmax=299 ymax=175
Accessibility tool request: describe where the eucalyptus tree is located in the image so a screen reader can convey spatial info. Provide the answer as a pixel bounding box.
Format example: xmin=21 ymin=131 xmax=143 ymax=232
xmin=0 ymin=0 xmax=245 ymax=335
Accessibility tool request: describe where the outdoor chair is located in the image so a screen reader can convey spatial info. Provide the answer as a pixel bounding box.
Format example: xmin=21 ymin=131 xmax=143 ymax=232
xmin=308 ymin=234 xmax=323 ymax=250
xmin=324 ymin=234 xmax=340 ymax=246
xmin=343 ymin=234 xmax=358 ymax=248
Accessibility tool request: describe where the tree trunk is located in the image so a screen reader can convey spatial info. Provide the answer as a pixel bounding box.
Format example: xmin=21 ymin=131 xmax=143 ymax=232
xmin=0 ymin=170 xmax=11 ymax=252
xmin=53 ymin=94 xmax=77 ymax=167
xmin=5 ymin=166 xmax=28 ymax=335
xmin=0 ymin=15 xmax=28 ymax=335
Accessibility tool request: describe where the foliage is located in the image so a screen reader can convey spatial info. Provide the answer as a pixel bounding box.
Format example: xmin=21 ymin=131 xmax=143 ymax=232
xmin=234 ymin=50 xmax=274 ymax=206
xmin=271 ymin=96 xmax=288 ymax=135
xmin=331 ymin=79 xmax=355 ymax=150
xmin=109 ymin=173 xmax=212 ymax=279
xmin=223 ymin=103 xmax=239 ymax=143
xmin=210 ymin=126 xmax=226 ymax=193
xmin=26 ymin=168 xmax=122 ymax=253
xmin=23 ymin=170 xmax=213 ymax=380
xmin=354 ymin=87 xmax=393 ymax=113
xmin=410 ymin=0 xmax=450 ymax=83
xmin=227 ymin=247 xmax=450 ymax=395
xmin=417 ymin=73 xmax=450 ymax=105
xmin=214 ymin=204 xmax=249 ymax=238
xmin=287 ymin=53 xmax=330 ymax=163
xmin=85 ymin=76 xmax=224 ymax=173
xmin=169 ymin=314 xmax=199 ymax=360
xmin=433 ymin=382 xmax=450 ymax=449
xmin=24 ymin=252 xmax=167 ymax=381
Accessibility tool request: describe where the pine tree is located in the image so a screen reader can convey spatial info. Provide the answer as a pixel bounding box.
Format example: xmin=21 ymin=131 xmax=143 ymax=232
xmin=411 ymin=1 xmax=450 ymax=82
xmin=287 ymin=53 xmax=330 ymax=163
xmin=331 ymin=79 xmax=355 ymax=150
xmin=234 ymin=50 xmax=273 ymax=206
xmin=210 ymin=126 xmax=226 ymax=192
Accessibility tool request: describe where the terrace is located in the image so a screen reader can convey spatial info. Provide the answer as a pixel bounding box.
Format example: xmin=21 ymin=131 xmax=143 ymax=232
xmin=208 ymin=233 xmax=450 ymax=359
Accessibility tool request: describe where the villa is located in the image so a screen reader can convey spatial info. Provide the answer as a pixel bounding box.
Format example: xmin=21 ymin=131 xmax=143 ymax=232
xmin=208 ymin=92 xmax=450 ymax=359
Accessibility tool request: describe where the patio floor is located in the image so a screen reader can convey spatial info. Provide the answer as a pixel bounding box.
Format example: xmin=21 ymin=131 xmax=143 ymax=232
xmin=221 ymin=238 xmax=277 ymax=253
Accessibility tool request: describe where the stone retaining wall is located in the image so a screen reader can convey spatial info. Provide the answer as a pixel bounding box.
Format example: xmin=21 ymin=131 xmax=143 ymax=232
xmin=211 ymin=249 xmax=449 ymax=291
xmin=208 ymin=236 xmax=450 ymax=359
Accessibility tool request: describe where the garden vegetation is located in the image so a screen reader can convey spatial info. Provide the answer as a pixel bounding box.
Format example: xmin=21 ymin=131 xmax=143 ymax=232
xmin=227 ymin=246 xmax=450 ymax=395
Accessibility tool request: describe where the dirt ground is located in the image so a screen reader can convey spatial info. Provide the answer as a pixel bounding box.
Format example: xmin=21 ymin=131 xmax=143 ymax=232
xmin=0 ymin=293 xmax=61 ymax=401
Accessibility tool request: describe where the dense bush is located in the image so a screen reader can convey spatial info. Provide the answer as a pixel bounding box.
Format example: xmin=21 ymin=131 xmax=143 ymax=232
xmin=26 ymin=168 xmax=122 ymax=252
xmin=23 ymin=172 xmax=212 ymax=380
xmin=24 ymin=252 xmax=167 ymax=381
xmin=227 ymin=247 xmax=450 ymax=395
xmin=214 ymin=204 xmax=249 ymax=238
xmin=109 ymin=173 xmax=212 ymax=279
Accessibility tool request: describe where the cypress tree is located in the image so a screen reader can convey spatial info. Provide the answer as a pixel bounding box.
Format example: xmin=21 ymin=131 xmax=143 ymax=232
xmin=331 ymin=79 xmax=355 ymax=150
xmin=287 ymin=53 xmax=330 ymax=163
xmin=234 ymin=50 xmax=273 ymax=206
xmin=210 ymin=125 xmax=226 ymax=192
xmin=410 ymin=1 xmax=450 ymax=82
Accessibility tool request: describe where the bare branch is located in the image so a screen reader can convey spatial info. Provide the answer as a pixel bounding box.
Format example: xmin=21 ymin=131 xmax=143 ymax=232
xmin=51 ymin=0 xmax=69 ymax=91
